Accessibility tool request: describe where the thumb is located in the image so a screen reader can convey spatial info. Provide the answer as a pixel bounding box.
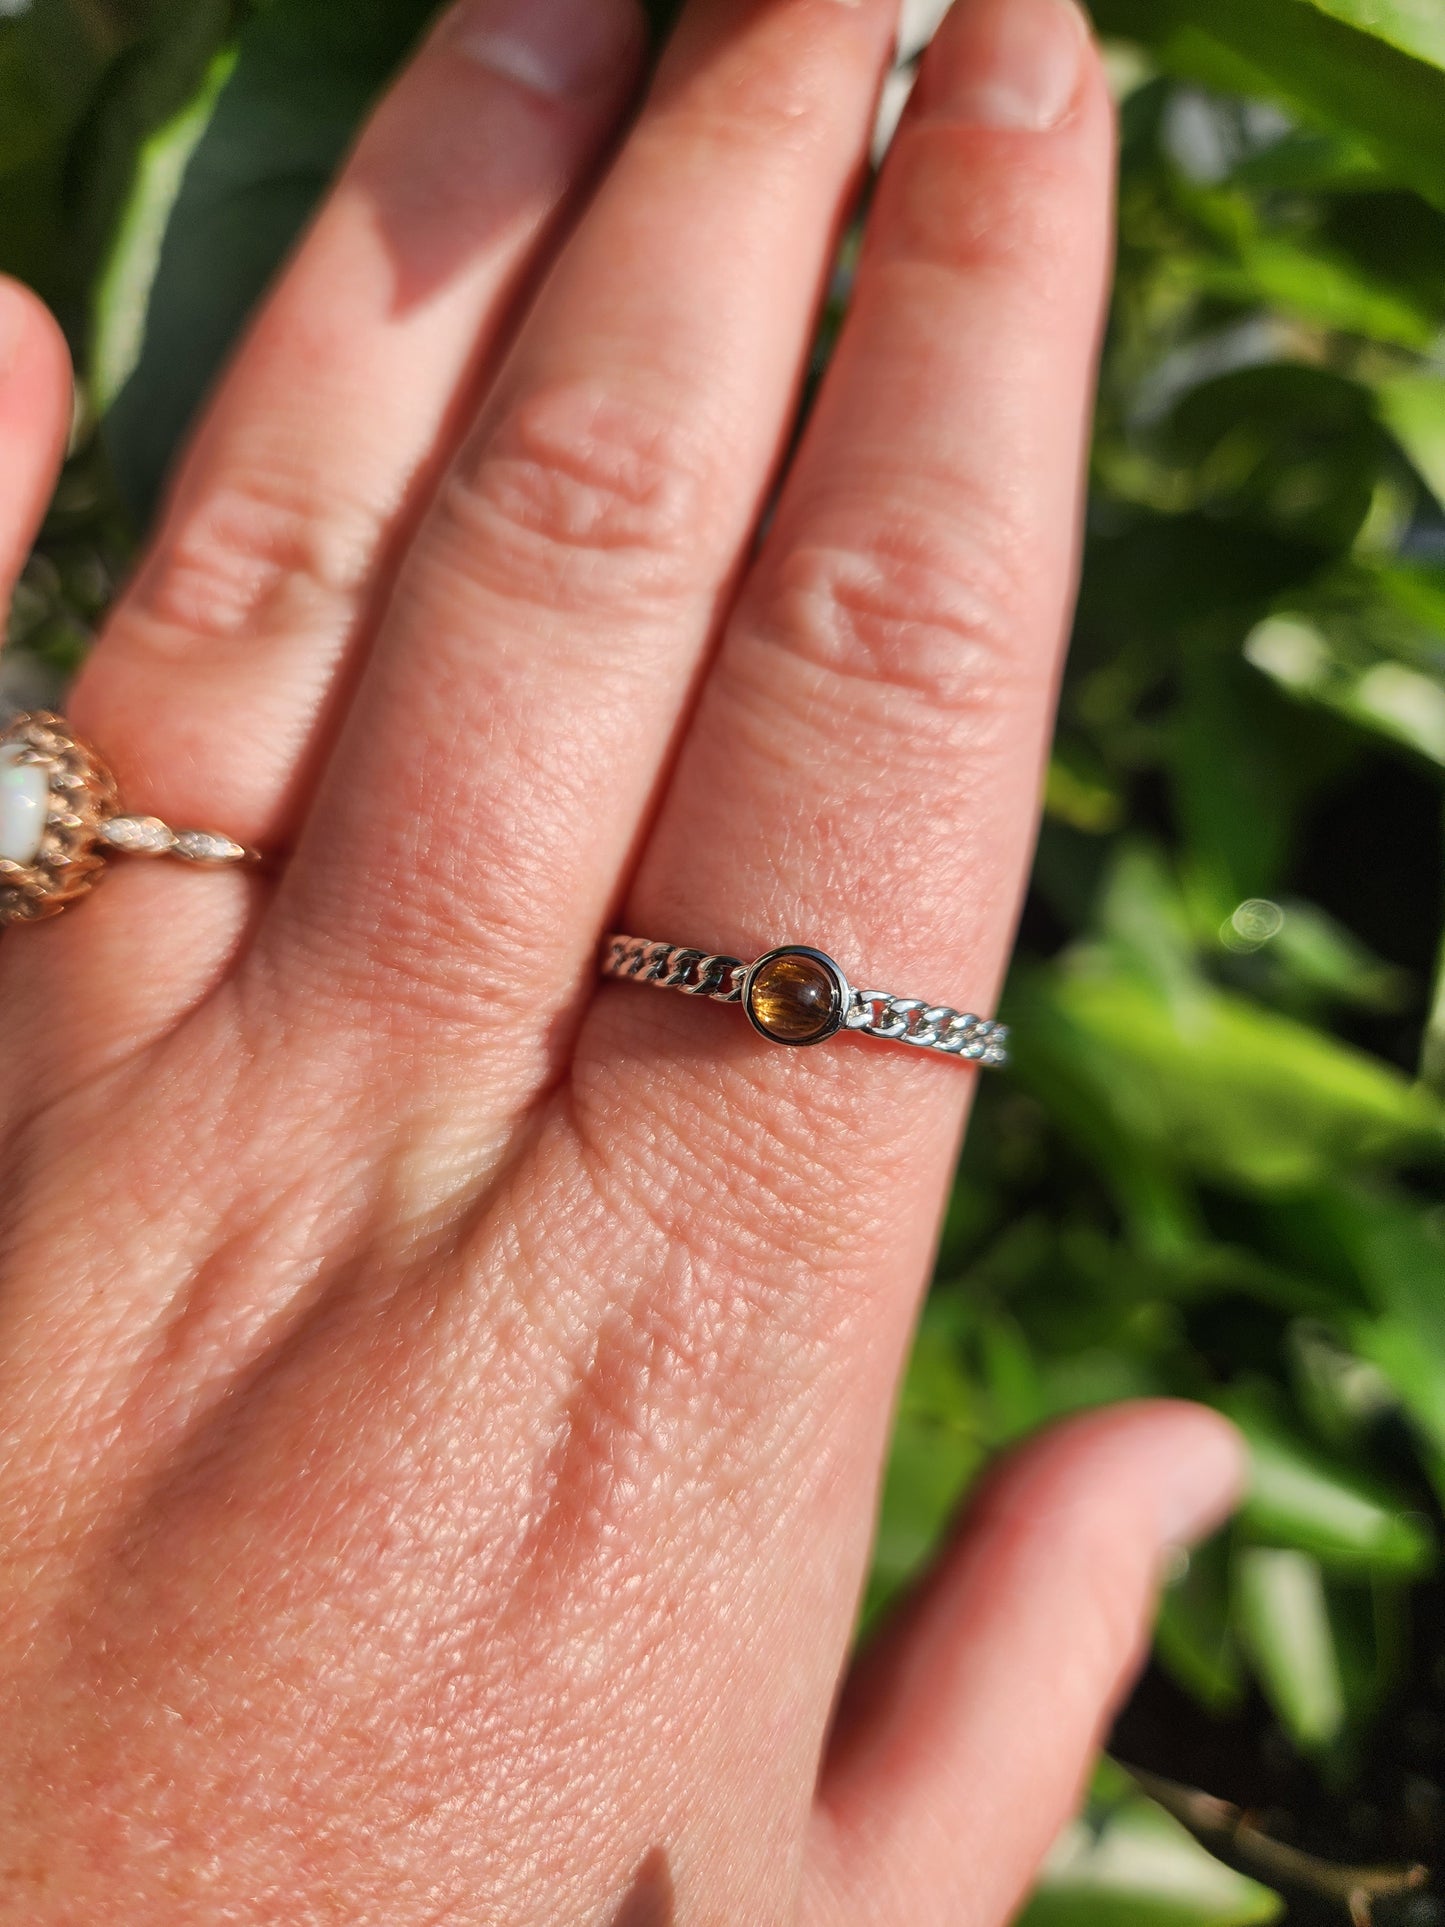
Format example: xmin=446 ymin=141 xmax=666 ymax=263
xmin=0 ymin=280 xmax=72 ymax=635
xmin=804 ymin=1400 xmax=1245 ymax=1927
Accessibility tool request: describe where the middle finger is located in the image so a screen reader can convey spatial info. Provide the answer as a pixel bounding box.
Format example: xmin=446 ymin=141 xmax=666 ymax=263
xmin=262 ymin=0 xmax=900 ymax=1126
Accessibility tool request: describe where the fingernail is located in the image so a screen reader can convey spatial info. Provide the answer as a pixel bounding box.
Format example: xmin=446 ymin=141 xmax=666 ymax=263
xmin=1153 ymin=1412 xmax=1248 ymax=1548
xmin=935 ymin=0 xmax=1088 ymax=131
xmin=448 ymin=0 xmax=640 ymax=98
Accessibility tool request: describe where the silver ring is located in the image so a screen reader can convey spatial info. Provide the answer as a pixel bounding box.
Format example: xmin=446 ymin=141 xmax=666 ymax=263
xmin=601 ymin=934 xmax=1009 ymax=1066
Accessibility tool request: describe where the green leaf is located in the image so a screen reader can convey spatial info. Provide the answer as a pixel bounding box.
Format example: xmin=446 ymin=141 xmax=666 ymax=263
xmin=90 ymin=42 xmax=236 ymax=417
xmin=862 ymin=1303 xmax=986 ymax=1627
xmin=1077 ymin=514 xmax=1326 ymax=653
xmin=1377 ymin=373 xmax=1445 ymax=509
xmin=862 ymin=1407 xmax=977 ymax=1628
xmin=1223 ymin=1383 xmax=1434 ymax=1575
xmin=1425 ymin=921 xmax=1445 ymax=1096
xmin=1169 ymin=654 xmax=1313 ymax=909
xmin=1247 ymin=613 xmax=1445 ymax=765
xmin=0 ymin=0 xmax=152 ymax=304
xmin=1320 ymin=191 xmax=1445 ymax=324
xmin=1242 ymin=559 xmax=1445 ymax=770
xmin=1157 ymin=365 xmax=1388 ymax=555
xmin=1322 ymin=1190 xmax=1445 ymax=1493
xmin=1045 ymin=741 xmax=1125 ymax=835
xmin=1188 ymin=234 xmax=1435 ymax=349
xmin=973 ymin=1305 xmax=1051 ymax=1438
xmin=1328 ymin=1577 xmax=1409 ymax=1728
xmin=1234 ymin=1546 xmax=1346 ymax=1750
xmin=1261 ymin=902 xmax=1410 ymax=1016
xmin=0 ymin=0 xmax=119 ymax=175
xmin=69 ymin=0 xmax=237 ymax=360
xmin=1020 ymin=1788 xmax=1283 ymax=1925
xmin=1156 ymin=1535 xmax=1245 ymax=1711
xmin=1231 ymin=129 xmax=1385 ymax=192
xmin=1011 ymin=960 xmax=1445 ymax=1196
xmin=1090 ymin=0 xmax=1445 ymax=213
xmin=1288 ymin=1319 xmax=1398 ymax=1447
xmin=1293 ymin=0 xmax=1445 ymax=69
xmin=100 ymin=0 xmax=440 ymax=518
xmin=1094 ymin=842 xmax=1199 ymax=999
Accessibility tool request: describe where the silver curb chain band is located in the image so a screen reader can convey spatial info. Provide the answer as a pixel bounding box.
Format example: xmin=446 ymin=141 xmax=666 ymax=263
xmin=601 ymin=934 xmax=1009 ymax=1067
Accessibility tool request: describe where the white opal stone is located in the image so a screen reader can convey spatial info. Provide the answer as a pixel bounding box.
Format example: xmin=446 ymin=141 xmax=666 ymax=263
xmin=0 ymin=743 xmax=48 ymax=866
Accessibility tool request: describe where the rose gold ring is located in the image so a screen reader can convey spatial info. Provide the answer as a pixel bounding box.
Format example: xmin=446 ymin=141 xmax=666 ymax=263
xmin=0 ymin=711 xmax=259 ymax=928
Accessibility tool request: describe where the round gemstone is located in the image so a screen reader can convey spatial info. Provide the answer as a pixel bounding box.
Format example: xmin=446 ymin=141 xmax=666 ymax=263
xmin=746 ymin=950 xmax=842 ymax=1045
xmin=0 ymin=743 xmax=48 ymax=866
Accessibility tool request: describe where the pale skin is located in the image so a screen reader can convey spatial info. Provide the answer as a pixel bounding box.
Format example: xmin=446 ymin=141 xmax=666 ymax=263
xmin=0 ymin=0 xmax=1245 ymax=1919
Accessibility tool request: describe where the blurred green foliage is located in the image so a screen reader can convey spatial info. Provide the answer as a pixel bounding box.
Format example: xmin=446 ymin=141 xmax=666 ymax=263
xmin=3 ymin=0 xmax=1445 ymax=1918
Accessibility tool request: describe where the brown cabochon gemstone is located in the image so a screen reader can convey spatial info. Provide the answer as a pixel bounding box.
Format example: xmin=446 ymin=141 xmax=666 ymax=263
xmin=746 ymin=951 xmax=841 ymax=1044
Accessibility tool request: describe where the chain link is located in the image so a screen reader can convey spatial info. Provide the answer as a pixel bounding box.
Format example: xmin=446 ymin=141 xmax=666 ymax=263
xmin=602 ymin=934 xmax=746 ymax=1003
xmin=844 ymin=990 xmax=1009 ymax=1065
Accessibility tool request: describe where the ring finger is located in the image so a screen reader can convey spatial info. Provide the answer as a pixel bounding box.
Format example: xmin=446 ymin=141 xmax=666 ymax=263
xmin=582 ymin=0 xmax=1113 ymax=1591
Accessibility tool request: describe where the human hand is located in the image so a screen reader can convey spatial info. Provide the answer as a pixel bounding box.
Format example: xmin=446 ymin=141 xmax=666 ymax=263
xmin=0 ymin=0 xmax=1243 ymax=1918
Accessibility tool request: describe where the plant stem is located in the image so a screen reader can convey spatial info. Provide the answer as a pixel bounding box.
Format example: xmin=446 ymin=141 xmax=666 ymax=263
xmin=1123 ymin=1764 xmax=1429 ymax=1923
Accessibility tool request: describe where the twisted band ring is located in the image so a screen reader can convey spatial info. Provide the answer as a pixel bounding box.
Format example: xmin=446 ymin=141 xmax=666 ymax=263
xmin=601 ymin=934 xmax=1009 ymax=1066
xmin=0 ymin=712 xmax=258 ymax=927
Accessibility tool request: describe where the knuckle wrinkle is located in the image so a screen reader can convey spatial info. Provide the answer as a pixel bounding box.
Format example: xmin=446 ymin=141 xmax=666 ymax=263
xmin=439 ymin=384 xmax=707 ymax=612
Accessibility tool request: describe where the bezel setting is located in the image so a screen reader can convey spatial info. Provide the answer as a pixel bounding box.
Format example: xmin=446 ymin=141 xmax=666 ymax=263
xmin=0 ymin=712 xmax=117 ymax=925
xmin=742 ymin=944 xmax=851 ymax=1047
